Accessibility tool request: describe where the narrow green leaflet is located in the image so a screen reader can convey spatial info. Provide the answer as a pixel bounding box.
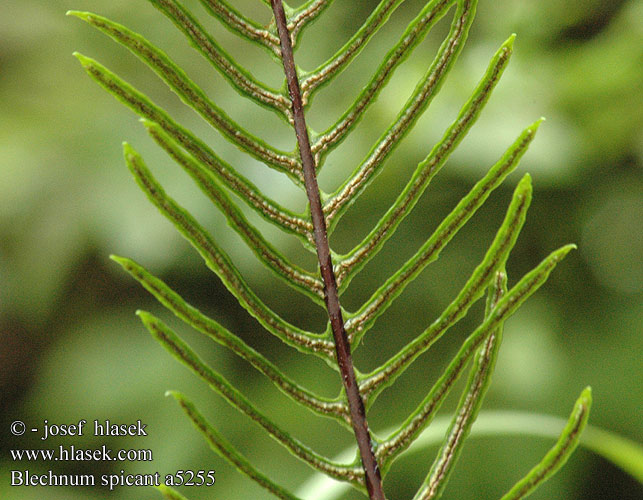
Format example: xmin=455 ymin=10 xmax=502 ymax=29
xmin=122 ymin=143 xmax=333 ymax=357
xmin=289 ymin=0 xmax=334 ymax=45
xmin=311 ymin=0 xmax=456 ymax=160
xmin=111 ymin=256 xmax=347 ymax=422
xmin=197 ymin=0 xmax=279 ymax=54
xmin=142 ymin=120 xmax=324 ymax=302
xmin=349 ymin=172 xmax=533 ymax=350
xmin=335 ymin=36 xmax=518 ymax=290
xmin=375 ymin=245 xmax=576 ymax=464
xmin=68 ymin=11 xmax=301 ymax=181
xmin=138 ymin=311 xmax=362 ymax=483
xmin=301 ymin=0 xmax=406 ymax=98
xmin=413 ymin=271 xmax=507 ymax=498
xmin=156 ymin=485 xmax=190 ymax=500
xmin=73 ymin=53 xmax=311 ymax=238
xmin=148 ymin=0 xmax=289 ymax=116
xmin=323 ymin=0 xmax=477 ymax=222
xmin=168 ymin=391 xmax=304 ymax=500
xmin=498 ymin=387 xmax=592 ymax=500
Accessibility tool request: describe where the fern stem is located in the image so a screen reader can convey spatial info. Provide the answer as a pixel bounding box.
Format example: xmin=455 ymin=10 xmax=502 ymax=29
xmin=336 ymin=35 xmax=516 ymax=290
xmin=324 ymin=0 xmax=477 ymax=224
xmin=198 ymin=0 xmax=280 ymax=54
xmin=147 ymin=0 xmax=290 ymax=116
xmin=271 ymin=1 xmax=386 ymax=498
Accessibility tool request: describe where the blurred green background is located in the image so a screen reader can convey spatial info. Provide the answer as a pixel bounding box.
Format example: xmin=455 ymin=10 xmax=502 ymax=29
xmin=1 ymin=0 xmax=641 ymax=499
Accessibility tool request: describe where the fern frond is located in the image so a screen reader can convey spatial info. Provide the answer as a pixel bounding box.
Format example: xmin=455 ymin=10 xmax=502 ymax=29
xmin=359 ymin=174 xmax=534 ymax=401
xmin=349 ymin=170 xmax=533 ymax=350
xmin=197 ymin=0 xmax=279 ymax=54
xmin=301 ymin=0 xmax=405 ymax=98
xmin=289 ymin=0 xmax=334 ymax=45
xmin=141 ymin=120 xmax=323 ymax=300
xmin=416 ymin=270 xmax=507 ymax=497
xmin=311 ymin=0 xmax=456 ymax=161
xmin=72 ymin=0 xmax=588 ymax=497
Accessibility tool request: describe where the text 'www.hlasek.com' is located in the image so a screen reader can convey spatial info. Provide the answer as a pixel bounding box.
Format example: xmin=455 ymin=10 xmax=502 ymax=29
xmin=8 ymin=418 xmax=215 ymax=491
